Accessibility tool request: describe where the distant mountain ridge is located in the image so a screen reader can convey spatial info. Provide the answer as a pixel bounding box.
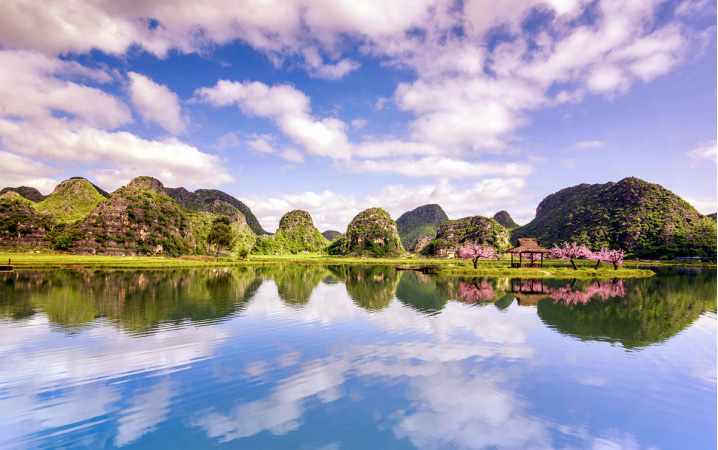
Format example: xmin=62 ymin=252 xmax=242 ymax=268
xmin=0 ymin=186 xmax=46 ymax=202
xmin=512 ymin=177 xmax=716 ymax=259
xmin=166 ymin=187 xmax=267 ymax=235
xmin=396 ymin=204 xmax=449 ymax=251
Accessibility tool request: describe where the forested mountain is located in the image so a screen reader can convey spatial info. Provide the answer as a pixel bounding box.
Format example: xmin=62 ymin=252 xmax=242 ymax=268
xmin=512 ymin=177 xmax=716 ymax=259
xmin=396 ymin=204 xmax=449 ymax=251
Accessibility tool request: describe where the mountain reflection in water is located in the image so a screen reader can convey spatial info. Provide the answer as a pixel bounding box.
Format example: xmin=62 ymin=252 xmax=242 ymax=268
xmin=0 ymin=266 xmax=715 ymax=449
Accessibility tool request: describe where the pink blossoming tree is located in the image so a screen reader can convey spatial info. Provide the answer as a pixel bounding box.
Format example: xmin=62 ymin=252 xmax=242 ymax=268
xmin=549 ymin=242 xmax=591 ymax=270
xmin=458 ymin=241 xmax=496 ymax=269
xmin=586 ymin=247 xmax=626 ymax=270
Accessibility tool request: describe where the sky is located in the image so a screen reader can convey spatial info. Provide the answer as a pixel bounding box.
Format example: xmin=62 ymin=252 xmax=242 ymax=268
xmin=0 ymin=0 xmax=715 ymax=233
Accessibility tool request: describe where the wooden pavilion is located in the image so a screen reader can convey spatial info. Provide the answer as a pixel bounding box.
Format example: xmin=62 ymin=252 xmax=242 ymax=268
xmin=506 ymin=238 xmax=550 ymax=268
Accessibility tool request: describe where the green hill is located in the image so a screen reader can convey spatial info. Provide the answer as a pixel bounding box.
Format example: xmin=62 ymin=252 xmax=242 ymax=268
xmin=512 ymin=177 xmax=717 ymax=260
xmin=396 ymin=204 xmax=449 ymax=251
xmin=420 ymin=216 xmax=510 ymax=258
xmin=35 ymin=178 xmax=106 ymax=224
xmin=329 ymin=208 xmax=405 ymax=257
xmin=166 ymin=187 xmax=267 ymax=235
xmin=0 ymin=186 xmax=46 ymax=202
xmin=251 ymin=210 xmax=328 ymax=255
xmin=492 ymin=211 xmax=519 ymax=229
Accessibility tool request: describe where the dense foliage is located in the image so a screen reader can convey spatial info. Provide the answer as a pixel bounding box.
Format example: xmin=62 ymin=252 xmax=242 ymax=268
xmin=492 ymin=211 xmax=519 ymax=229
xmin=166 ymin=187 xmax=267 ymax=235
xmin=513 ymin=177 xmax=717 ymax=260
xmin=458 ymin=241 xmax=496 ymax=268
xmin=251 ymin=210 xmax=328 ymax=255
xmin=396 ymin=204 xmax=449 ymax=251
xmin=421 ymin=216 xmax=509 ymax=258
xmin=0 ymin=186 xmax=46 ymax=202
xmin=35 ymin=178 xmax=106 ymax=223
xmin=341 ymin=207 xmax=405 ymax=257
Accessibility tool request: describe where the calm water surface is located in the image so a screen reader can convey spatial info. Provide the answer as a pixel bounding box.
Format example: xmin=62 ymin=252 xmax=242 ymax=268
xmin=1 ymin=266 xmax=715 ymax=449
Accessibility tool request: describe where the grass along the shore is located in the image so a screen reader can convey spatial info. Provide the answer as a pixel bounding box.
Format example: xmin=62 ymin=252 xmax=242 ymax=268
xmin=1 ymin=251 xmax=658 ymax=277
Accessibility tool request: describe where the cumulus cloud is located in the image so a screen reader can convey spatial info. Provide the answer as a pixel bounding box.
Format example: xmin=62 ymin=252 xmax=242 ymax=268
xmin=0 ymin=50 xmax=131 ymax=129
xmin=0 ymin=151 xmax=59 ymax=194
xmin=241 ymin=177 xmax=533 ymax=232
xmin=128 ymin=72 xmax=186 ymax=134
xmin=0 ymin=118 xmax=233 ymax=190
xmin=196 ymin=80 xmax=352 ymax=160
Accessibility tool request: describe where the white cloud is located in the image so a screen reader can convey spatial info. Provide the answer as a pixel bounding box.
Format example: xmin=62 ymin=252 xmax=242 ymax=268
xmin=0 ymin=151 xmax=59 ymax=193
xmin=128 ymin=72 xmax=186 ymax=134
xmin=0 ymin=118 xmax=233 ymax=190
xmin=683 ymin=196 xmax=717 ymax=215
xmin=196 ymin=80 xmax=352 ymax=160
xmin=0 ymin=50 xmax=131 ymax=129
xmin=687 ymin=141 xmax=717 ymax=165
xmin=340 ymin=157 xmax=533 ymax=179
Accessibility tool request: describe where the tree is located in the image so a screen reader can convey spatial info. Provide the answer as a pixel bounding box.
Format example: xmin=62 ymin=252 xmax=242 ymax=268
xmin=585 ymin=247 xmax=626 ymax=270
xmin=207 ymin=216 xmax=233 ymax=260
xmin=549 ymin=242 xmax=590 ymax=270
xmin=458 ymin=241 xmax=496 ymax=269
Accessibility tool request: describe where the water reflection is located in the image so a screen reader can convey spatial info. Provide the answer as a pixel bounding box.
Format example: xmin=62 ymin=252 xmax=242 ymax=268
xmin=0 ymin=268 xmax=261 ymax=333
xmin=0 ymin=266 xmax=715 ymax=449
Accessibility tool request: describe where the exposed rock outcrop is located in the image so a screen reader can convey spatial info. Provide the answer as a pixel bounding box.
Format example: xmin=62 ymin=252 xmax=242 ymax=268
xmin=166 ymin=187 xmax=267 ymax=235
xmin=0 ymin=195 xmax=55 ymax=247
xmin=337 ymin=207 xmax=405 ymax=257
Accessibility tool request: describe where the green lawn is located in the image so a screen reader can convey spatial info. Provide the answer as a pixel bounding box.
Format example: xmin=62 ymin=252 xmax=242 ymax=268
xmin=0 ymin=251 xmax=660 ymax=277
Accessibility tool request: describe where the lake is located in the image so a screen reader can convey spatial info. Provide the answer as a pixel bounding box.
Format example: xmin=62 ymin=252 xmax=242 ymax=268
xmin=1 ymin=266 xmax=715 ymax=449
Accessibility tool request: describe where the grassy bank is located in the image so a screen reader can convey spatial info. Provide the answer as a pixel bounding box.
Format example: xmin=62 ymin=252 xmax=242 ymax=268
xmin=0 ymin=251 xmax=661 ymax=277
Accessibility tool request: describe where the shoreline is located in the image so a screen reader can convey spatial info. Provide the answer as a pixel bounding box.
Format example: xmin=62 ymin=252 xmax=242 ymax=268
xmin=0 ymin=252 xmax=675 ymax=278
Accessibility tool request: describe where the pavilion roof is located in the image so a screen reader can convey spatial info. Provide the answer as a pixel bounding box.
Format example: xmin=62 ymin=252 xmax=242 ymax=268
xmin=506 ymin=238 xmax=550 ymax=254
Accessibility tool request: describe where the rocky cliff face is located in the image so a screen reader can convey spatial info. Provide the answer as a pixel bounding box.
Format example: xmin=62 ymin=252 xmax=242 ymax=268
xmin=69 ymin=177 xmax=188 ymax=256
xmin=35 ymin=178 xmax=106 ymax=224
xmin=493 ymin=211 xmax=519 ymax=230
xmin=166 ymin=187 xmax=267 ymax=235
xmin=512 ymin=177 xmax=717 ymax=259
xmin=339 ymin=207 xmax=405 ymax=257
xmin=0 ymin=186 xmax=46 ymax=202
xmin=0 ymin=194 xmax=55 ymax=247
xmin=396 ymin=204 xmax=449 ymax=251
xmin=421 ymin=216 xmax=510 ymax=258
xmin=251 ymin=209 xmax=328 ymax=255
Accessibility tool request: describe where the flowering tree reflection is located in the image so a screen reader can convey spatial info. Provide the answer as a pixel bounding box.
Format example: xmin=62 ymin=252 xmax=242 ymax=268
xmin=548 ymin=280 xmax=626 ymax=305
xmin=457 ymin=281 xmax=496 ymax=304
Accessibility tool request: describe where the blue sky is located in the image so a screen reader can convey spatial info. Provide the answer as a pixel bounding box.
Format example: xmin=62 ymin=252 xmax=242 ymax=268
xmin=0 ymin=0 xmax=715 ymax=232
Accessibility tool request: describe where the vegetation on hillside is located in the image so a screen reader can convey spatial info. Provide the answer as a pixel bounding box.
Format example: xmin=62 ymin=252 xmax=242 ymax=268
xmin=512 ymin=177 xmax=717 ymax=260
xmin=421 ymin=216 xmax=510 ymax=258
xmin=35 ymin=178 xmax=106 ymax=223
xmin=166 ymin=187 xmax=267 ymax=235
xmin=338 ymin=207 xmax=405 ymax=257
xmin=493 ymin=211 xmax=519 ymax=229
xmin=251 ymin=210 xmax=328 ymax=255
xmin=396 ymin=204 xmax=449 ymax=251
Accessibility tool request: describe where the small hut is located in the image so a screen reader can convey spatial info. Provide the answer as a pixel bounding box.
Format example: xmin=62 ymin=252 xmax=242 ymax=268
xmin=506 ymin=238 xmax=550 ymax=268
